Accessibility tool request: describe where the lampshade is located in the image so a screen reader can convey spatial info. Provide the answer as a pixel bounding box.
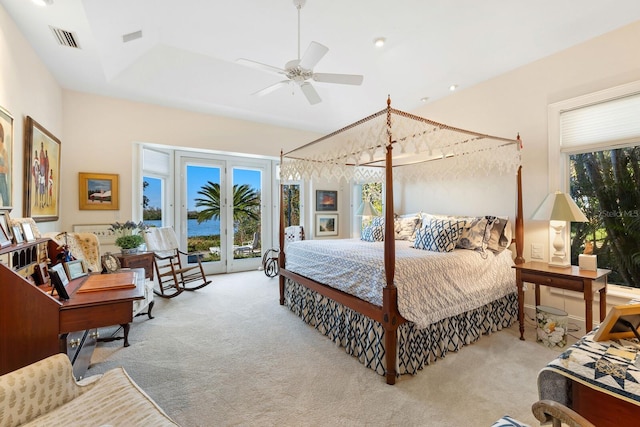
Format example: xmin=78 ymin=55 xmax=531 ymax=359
xmin=531 ymin=191 xmax=588 ymax=222
xmin=356 ymin=201 xmax=379 ymax=217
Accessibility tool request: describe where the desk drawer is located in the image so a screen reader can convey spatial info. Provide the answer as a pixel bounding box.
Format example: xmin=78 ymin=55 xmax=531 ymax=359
xmin=520 ymin=272 xmax=583 ymax=291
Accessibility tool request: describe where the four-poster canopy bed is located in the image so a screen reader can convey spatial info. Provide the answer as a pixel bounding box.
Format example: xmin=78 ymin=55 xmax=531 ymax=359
xmin=278 ymin=97 xmax=524 ymax=385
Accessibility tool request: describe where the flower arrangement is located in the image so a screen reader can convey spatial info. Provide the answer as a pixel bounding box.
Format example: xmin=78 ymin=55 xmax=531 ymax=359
xmin=110 ymin=221 xmax=148 ymax=250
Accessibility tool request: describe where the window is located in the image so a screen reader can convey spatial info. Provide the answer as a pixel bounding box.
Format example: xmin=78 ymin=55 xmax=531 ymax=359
xmin=558 ymin=89 xmax=640 ymax=287
xmin=281 ymin=183 xmax=301 ymax=227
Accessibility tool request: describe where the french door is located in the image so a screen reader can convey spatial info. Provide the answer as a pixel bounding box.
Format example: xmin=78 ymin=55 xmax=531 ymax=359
xmin=177 ymin=153 xmax=268 ymax=274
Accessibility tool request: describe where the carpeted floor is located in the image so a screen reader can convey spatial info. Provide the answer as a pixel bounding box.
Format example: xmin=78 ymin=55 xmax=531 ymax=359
xmin=90 ymin=270 xmax=571 ymax=427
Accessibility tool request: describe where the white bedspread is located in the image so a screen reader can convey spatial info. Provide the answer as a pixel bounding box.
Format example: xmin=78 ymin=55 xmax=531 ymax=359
xmin=285 ymin=239 xmax=516 ymax=329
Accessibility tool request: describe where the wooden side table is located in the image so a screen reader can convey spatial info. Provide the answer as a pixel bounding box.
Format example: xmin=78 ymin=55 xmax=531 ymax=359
xmin=116 ymin=251 xmax=154 ymax=280
xmin=513 ymin=261 xmax=611 ymax=340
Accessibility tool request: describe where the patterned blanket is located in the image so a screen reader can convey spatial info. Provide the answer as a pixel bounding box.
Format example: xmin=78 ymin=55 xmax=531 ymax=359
xmin=538 ymin=329 xmax=640 ymax=407
xmin=285 ymin=239 xmax=515 ymax=329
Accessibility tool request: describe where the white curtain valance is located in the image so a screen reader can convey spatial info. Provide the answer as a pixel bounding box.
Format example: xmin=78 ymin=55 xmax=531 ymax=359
xmin=280 ymin=102 xmax=521 ymax=183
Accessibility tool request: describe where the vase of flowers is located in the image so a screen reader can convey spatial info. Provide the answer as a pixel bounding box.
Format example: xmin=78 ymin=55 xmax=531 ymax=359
xmin=110 ymin=221 xmax=148 ymax=254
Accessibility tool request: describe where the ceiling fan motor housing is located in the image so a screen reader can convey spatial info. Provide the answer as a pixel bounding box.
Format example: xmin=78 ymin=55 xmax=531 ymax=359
xmin=285 ymin=60 xmax=313 ymax=82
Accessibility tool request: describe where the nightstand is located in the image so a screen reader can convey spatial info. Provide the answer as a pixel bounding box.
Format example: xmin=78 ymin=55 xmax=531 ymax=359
xmin=116 ymin=251 xmax=154 ymax=280
xmin=513 ymin=261 xmax=611 ymax=340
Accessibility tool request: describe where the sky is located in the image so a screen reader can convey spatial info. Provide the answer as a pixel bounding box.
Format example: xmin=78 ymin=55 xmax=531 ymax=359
xmin=144 ymin=166 xmax=261 ymax=211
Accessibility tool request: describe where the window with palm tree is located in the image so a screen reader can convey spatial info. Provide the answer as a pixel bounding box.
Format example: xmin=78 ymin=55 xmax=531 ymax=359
xmin=194 ymin=181 xmax=262 ymax=259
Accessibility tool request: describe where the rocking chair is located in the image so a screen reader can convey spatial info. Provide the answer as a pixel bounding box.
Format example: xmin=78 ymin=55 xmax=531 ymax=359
xmin=144 ymin=226 xmax=212 ymax=298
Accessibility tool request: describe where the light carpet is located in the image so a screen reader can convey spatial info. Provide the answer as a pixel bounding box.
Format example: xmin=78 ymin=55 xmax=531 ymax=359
xmin=90 ymin=270 xmax=569 ymax=427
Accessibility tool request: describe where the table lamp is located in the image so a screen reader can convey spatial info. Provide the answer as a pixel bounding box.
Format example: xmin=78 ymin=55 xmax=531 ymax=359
xmin=356 ymin=200 xmax=379 ymax=217
xmin=532 ymin=191 xmax=588 ymax=267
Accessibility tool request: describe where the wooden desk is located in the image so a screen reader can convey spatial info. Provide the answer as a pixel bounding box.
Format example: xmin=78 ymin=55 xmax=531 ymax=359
xmin=0 ymin=265 xmax=143 ymax=376
xmin=513 ymin=261 xmax=610 ymax=340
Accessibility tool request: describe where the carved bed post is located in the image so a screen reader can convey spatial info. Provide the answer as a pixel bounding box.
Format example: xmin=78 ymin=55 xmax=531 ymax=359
xmin=515 ymin=164 xmax=525 ymax=265
xmin=383 ymin=97 xmax=398 ymax=385
xmin=279 ymin=150 xmax=286 ymax=305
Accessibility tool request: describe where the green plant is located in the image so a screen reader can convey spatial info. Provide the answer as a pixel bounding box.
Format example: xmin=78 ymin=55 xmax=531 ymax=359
xmin=115 ymin=234 xmax=145 ymax=249
xmin=110 ymin=221 xmax=148 ymax=249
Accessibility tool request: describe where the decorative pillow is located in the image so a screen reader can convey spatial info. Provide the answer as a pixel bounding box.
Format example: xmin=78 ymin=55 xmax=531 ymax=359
xmin=393 ymin=213 xmax=421 ymax=241
xmin=457 ymin=216 xmax=494 ymax=252
xmin=486 ymin=216 xmax=512 ymax=254
xmin=370 ymin=216 xmax=385 ymax=227
xmin=361 ymin=225 xmax=384 ymax=242
xmin=413 ymin=218 xmax=465 ymax=252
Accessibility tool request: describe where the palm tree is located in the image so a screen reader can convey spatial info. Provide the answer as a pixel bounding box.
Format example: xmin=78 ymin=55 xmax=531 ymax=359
xmin=194 ymin=181 xmax=260 ymax=224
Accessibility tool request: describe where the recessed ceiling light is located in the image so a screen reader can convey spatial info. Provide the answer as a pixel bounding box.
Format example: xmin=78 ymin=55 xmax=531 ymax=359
xmin=449 ymin=84 xmax=458 ymax=91
xmin=32 ymin=0 xmax=53 ymax=6
xmin=374 ymin=37 xmax=386 ymax=48
xmin=420 ymin=97 xmax=429 ymax=102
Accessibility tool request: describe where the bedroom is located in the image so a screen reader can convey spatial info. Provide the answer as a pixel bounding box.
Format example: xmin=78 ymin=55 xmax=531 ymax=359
xmin=1 ymin=0 xmax=640 ymax=424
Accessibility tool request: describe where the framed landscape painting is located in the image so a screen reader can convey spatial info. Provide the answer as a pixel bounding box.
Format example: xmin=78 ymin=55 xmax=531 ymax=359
xmin=316 ymin=190 xmax=337 ymax=211
xmin=78 ymin=172 xmax=119 ymax=210
xmin=23 ymin=116 xmax=61 ymax=222
xmin=0 ymin=106 xmax=13 ymax=208
xmin=316 ymin=213 xmax=338 ymax=237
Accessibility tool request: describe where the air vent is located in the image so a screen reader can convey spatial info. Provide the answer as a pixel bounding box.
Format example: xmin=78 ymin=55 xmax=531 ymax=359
xmin=49 ymin=26 xmax=80 ymax=49
xmin=122 ymin=30 xmax=143 ymax=43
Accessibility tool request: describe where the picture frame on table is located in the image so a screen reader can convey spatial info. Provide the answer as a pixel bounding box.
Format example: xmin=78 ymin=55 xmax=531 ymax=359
xmin=78 ymin=172 xmax=120 ymax=210
xmin=594 ymin=304 xmax=640 ymax=342
xmin=0 ymin=224 xmax=10 ymax=247
xmin=64 ymin=259 xmax=88 ymax=280
xmin=49 ymin=266 xmax=70 ymax=300
xmin=0 ymin=106 xmax=13 ymax=209
xmin=11 ymin=225 xmax=23 ymax=244
xmin=316 ymin=190 xmax=337 ymax=211
xmin=0 ymin=209 xmax=11 ymax=241
xmin=49 ymin=263 xmax=69 ymax=287
xmin=24 ymin=116 xmax=61 ymax=222
xmin=21 ymin=222 xmax=36 ymax=242
xmin=315 ymin=214 xmax=338 ymax=237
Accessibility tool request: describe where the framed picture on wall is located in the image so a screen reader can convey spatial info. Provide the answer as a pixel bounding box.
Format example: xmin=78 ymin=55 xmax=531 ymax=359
xmin=316 ymin=214 xmax=338 ymax=237
xmin=316 ymin=190 xmax=337 ymax=211
xmin=78 ymin=172 xmax=120 ymax=210
xmin=23 ymin=116 xmax=61 ymax=222
xmin=0 ymin=106 xmax=13 ymax=209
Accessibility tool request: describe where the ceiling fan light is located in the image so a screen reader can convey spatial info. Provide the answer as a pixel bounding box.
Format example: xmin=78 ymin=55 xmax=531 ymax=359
xmin=449 ymin=84 xmax=458 ymax=91
xmin=374 ymin=37 xmax=386 ymax=48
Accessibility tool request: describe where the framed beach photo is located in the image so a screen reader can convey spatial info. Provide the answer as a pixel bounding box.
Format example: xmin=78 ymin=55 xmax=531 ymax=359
xmin=0 ymin=106 xmax=13 ymax=208
xmin=315 ymin=214 xmax=338 ymax=237
xmin=79 ymin=172 xmax=119 ymax=210
xmin=316 ymin=190 xmax=337 ymax=211
xmin=24 ymin=116 xmax=61 ymax=222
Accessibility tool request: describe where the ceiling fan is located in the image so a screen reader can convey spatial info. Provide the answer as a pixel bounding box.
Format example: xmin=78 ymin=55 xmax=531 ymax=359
xmin=237 ymin=0 xmax=363 ymax=105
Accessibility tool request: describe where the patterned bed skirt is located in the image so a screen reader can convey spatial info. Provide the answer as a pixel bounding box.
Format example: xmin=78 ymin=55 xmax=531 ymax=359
xmin=283 ymin=277 xmax=518 ymax=376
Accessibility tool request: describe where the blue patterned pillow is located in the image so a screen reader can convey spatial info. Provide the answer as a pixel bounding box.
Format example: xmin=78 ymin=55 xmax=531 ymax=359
xmin=457 ymin=216 xmax=494 ymax=252
xmin=491 ymin=415 xmax=530 ymax=427
xmin=371 ymin=216 xmax=385 ymax=227
xmin=361 ymin=225 xmax=384 ymax=242
xmin=414 ymin=218 xmax=465 ymax=252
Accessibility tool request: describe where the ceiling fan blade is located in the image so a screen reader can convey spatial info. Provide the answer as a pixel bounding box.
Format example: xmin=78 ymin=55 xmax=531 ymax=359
xmin=313 ymin=73 xmax=364 ymax=86
xmin=251 ymin=80 xmax=290 ymax=97
xmin=298 ymin=41 xmax=329 ymax=70
xmin=236 ymin=58 xmax=286 ymax=76
xmin=299 ymin=82 xmax=321 ymax=105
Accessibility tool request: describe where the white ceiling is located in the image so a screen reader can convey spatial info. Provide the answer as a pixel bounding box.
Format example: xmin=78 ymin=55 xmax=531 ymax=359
xmin=3 ymin=0 xmax=640 ymax=133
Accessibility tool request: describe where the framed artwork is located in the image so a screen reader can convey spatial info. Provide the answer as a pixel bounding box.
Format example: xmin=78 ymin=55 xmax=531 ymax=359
xmin=73 ymin=223 xmax=117 ymax=245
xmin=0 ymin=224 xmax=10 ymax=247
xmin=24 ymin=116 xmax=61 ymax=222
xmin=594 ymin=304 xmax=640 ymax=342
xmin=11 ymin=225 xmax=23 ymax=244
xmin=316 ymin=190 xmax=337 ymax=211
xmin=316 ymin=214 xmax=338 ymax=237
xmin=0 ymin=106 xmax=13 ymax=208
xmin=21 ymin=222 xmax=36 ymax=242
xmin=78 ymin=172 xmax=119 ymax=210
xmin=64 ymin=259 xmax=87 ymax=280
xmin=0 ymin=209 xmax=11 ymax=241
